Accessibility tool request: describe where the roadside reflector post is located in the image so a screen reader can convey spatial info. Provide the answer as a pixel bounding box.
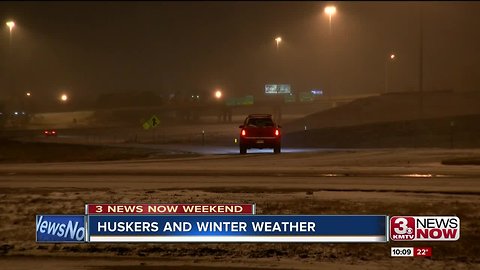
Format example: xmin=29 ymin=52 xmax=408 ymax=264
xmin=202 ymin=130 xmax=205 ymax=146
xmin=304 ymin=125 xmax=308 ymax=144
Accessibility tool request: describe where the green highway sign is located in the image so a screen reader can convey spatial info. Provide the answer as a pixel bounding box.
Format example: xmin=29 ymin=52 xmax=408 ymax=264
xmin=299 ymin=92 xmax=315 ymax=102
xmin=225 ymin=95 xmax=254 ymax=106
xmin=284 ymin=94 xmax=296 ymax=103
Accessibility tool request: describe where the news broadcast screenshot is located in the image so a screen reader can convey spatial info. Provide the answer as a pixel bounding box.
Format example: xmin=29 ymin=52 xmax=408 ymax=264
xmin=1 ymin=1 xmax=479 ymax=270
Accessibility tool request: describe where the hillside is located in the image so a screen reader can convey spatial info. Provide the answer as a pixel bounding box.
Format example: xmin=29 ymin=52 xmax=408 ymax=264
xmin=283 ymin=90 xmax=480 ymax=133
xmin=283 ymin=113 xmax=480 ymax=148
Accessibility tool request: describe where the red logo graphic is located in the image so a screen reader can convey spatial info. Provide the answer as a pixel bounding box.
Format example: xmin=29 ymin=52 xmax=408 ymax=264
xmin=390 ymin=216 xmax=415 ymax=241
xmin=390 ymin=216 xmax=460 ymax=241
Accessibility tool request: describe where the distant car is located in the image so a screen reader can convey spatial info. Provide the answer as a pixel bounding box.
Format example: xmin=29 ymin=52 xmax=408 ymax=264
xmin=43 ymin=129 xmax=57 ymax=137
xmin=239 ymin=114 xmax=281 ymax=154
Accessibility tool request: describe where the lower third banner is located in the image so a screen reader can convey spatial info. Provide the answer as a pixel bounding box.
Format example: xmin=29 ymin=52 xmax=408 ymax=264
xmin=87 ymin=215 xmax=387 ymax=243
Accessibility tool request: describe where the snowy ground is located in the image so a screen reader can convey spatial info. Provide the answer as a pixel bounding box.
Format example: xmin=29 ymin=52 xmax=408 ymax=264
xmin=1 ymin=148 xmax=480 ymax=269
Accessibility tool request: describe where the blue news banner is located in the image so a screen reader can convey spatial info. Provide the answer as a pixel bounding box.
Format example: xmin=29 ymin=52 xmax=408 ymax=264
xmin=87 ymin=215 xmax=387 ymax=243
xmin=36 ymin=215 xmax=387 ymax=243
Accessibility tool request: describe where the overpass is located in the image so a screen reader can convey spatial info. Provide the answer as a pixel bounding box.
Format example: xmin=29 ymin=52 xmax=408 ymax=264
xmin=9 ymin=93 xmax=379 ymax=129
xmin=112 ymin=92 xmax=380 ymax=124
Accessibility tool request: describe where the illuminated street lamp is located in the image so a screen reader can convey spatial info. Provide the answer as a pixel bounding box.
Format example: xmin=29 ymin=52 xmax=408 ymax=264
xmin=60 ymin=94 xmax=68 ymax=102
xmin=324 ymin=6 xmax=336 ymax=34
xmin=214 ymin=90 xmax=222 ymax=99
xmin=26 ymin=92 xmax=31 ymax=97
xmin=385 ymin=53 xmax=396 ymax=94
xmin=275 ymin=36 xmax=282 ymax=51
xmin=6 ymin=21 xmax=15 ymax=33
xmin=6 ymin=20 xmax=15 ymax=46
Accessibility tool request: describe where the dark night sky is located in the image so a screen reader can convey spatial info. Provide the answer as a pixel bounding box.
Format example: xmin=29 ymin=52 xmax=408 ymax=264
xmin=1 ymin=1 xmax=480 ymax=104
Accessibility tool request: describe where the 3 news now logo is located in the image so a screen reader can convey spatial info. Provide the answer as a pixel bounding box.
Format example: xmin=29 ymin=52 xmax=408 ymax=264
xmin=36 ymin=215 xmax=86 ymax=243
xmin=390 ymin=216 xmax=460 ymax=241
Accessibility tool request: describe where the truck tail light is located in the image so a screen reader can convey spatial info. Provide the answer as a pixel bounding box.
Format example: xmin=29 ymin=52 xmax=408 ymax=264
xmin=241 ymin=129 xmax=246 ymax=136
xmin=275 ymin=129 xmax=280 ymax=136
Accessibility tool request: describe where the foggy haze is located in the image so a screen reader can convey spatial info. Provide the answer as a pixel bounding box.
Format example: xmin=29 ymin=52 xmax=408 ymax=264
xmin=1 ymin=1 xmax=480 ymax=105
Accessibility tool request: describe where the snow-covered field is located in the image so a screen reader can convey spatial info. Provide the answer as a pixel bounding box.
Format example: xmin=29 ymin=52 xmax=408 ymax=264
xmin=1 ymin=148 xmax=480 ymax=269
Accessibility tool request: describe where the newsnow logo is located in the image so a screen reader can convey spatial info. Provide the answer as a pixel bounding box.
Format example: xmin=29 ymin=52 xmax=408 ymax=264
xmin=390 ymin=216 xmax=460 ymax=241
xmin=36 ymin=215 xmax=85 ymax=242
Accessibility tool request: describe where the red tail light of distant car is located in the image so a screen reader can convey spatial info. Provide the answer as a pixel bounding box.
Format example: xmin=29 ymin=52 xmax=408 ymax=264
xmin=44 ymin=130 xmax=57 ymax=137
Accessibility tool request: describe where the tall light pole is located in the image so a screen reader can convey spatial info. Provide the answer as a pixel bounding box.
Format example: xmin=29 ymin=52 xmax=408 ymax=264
xmin=214 ymin=89 xmax=225 ymax=122
xmin=273 ymin=36 xmax=284 ymax=122
xmin=274 ymin=36 xmax=283 ymax=87
xmin=385 ymin=53 xmax=396 ymax=94
xmin=418 ymin=5 xmax=424 ymax=119
xmin=324 ymin=5 xmax=337 ymax=103
xmin=324 ymin=6 xmax=336 ymax=35
xmin=5 ymin=21 xmax=16 ymax=99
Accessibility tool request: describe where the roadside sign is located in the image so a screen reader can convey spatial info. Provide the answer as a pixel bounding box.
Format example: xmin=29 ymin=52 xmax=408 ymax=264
xmin=299 ymin=92 xmax=315 ymax=102
xmin=284 ymin=94 xmax=296 ymax=103
xmin=242 ymin=95 xmax=254 ymax=105
xmin=226 ymin=98 xmax=236 ymax=106
xmin=225 ymin=95 xmax=254 ymax=106
xmin=143 ymin=115 xmax=160 ymax=130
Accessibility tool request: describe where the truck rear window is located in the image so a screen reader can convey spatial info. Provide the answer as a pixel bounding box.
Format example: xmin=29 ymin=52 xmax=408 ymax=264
xmin=247 ymin=118 xmax=274 ymax=127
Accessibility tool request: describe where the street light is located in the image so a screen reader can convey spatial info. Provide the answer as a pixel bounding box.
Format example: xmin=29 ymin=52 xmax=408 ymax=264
xmin=275 ymin=36 xmax=282 ymax=51
xmin=385 ymin=53 xmax=396 ymax=94
xmin=26 ymin=92 xmax=31 ymax=97
xmin=6 ymin=21 xmax=15 ymax=33
xmin=323 ymin=5 xmax=337 ymax=96
xmin=6 ymin=21 xmax=15 ymax=46
xmin=60 ymin=94 xmax=68 ymax=102
xmin=324 ymin=6 xmax=336 ymax=34
xmin=214 ymin=90 xmax=222 ymax=99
